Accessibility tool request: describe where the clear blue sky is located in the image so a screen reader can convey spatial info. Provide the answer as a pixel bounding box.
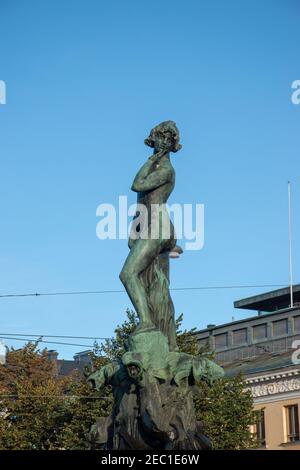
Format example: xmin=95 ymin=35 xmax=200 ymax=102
xmin=0 ymin=0 xmax=299 ymax=359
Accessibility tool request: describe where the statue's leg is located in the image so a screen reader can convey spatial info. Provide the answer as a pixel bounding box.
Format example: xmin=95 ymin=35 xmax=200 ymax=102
xmin=119 ymin=237 xmax=163 ymax=331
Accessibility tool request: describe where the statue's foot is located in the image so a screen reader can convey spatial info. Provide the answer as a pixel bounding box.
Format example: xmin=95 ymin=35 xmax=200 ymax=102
xmin=133 ymin=321 xmax=156 ymax=334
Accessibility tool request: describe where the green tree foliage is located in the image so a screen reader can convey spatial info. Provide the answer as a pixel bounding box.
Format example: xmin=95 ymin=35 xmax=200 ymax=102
xmin=194 ymin=376 xmax=257 ymax=449
xmin=176 ymin=315 xmax=258 ymax=449
xmin=0 ymin=344 xmax=71 ymax=449
xmin=99 ymin=309 xmax=138 ymax=361
xmin=56 ymin=359 xmax=113 ymax=450
xmin=0 ymin=312 xmax=258 ymax=449
xmin=56 ymin=309 xmax=137 ymax=449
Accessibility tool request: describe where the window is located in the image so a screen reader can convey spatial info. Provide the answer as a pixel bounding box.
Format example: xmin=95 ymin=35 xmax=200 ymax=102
xmin=273 ymin=319 xmax=288 ymax=337
xmin=198 ymin=337 xmax=209 ymax=348
xmin=253 ymin=410 xmax=266 ymax=446
xmin=285 ymin=405 xmax=300 ymax=443
xmin=233 ymin=328 xmax=247 ymax=345
xmin=214 ymin=333 xmax=228 ymax=349
xmin=294 ymin=316 xmax=300 ymax=332
xmin=253 ymin=323 xmax=268 ymax=341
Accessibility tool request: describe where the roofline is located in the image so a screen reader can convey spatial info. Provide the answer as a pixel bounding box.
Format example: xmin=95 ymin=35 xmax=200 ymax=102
xmin=243 ymin=365 xmax=300 ymax=380
xmin=234 ymin=284 xmax=300 ymax=310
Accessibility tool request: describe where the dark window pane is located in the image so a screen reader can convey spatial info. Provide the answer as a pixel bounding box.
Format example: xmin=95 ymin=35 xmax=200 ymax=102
xmin=254 ymin=410 xmax=266 ymax=446
xmin=253 ymin=323 xmax=268 ymax=341
xmin=286 ymin=405 xmax=300 ymax=442
xmin=233 ymin=328 xmax=247 ymax=345
xmin=214 ymin=333 xmax=228 ymax=349
xmin=294 ymin=316 xmax=300 ymax=332
xmin=198 ymin=337 xmax=209 ymax=348
xmin=273 ymin=319 xmax=288 ymax=337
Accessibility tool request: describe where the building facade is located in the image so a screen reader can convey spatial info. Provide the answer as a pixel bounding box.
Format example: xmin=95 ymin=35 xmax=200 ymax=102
xmin=195 ymin=285 xmax=300 ymax=450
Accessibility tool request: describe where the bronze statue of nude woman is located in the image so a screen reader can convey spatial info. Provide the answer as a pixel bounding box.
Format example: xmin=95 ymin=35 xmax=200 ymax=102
xmin=88 ymin=122 xmax=225 ymax=450
xmin=120 ymin=121 xmax=182 ymax=339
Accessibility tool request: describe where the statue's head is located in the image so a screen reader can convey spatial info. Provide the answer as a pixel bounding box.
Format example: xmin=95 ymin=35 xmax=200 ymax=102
xmin=122 ymin=351 xmax=149 ymax=382
xmin=126 ymin=363 xmax=142 ymax=381
xmin=144 ymin=120 xmax=182 ymax=154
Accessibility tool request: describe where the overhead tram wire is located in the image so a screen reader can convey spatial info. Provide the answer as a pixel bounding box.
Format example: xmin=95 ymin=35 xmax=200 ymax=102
xmin=0 ymin=289 xmax=124 ymax=298
xmin=0 ymin=394 xmax=112 ymax=400
xmin=0 ymin=394 xmax=210 ymax=400
xmin=0 ymin=283 xmax=287 ymax=299
xmin=0 ymin=336 xmax=95 ymax=348
xmin=0 ymin=333 xmax=110 ymax=340
xmin=0 ymin=283 xmax=289 ymax=346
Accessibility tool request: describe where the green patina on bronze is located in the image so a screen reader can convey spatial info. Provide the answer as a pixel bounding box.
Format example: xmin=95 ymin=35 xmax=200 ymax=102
xmin=120 ymin=120 xmax=181 ymax=348
xmin=88 ymin=122 xmax=224 ymax=450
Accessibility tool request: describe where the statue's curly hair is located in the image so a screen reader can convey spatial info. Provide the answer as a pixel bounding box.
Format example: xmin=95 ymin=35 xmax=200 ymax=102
xmin=144 ymin=120 xmax=182 ymax=153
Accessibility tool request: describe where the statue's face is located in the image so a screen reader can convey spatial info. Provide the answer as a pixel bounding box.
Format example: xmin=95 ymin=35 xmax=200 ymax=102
xmin=127 ymin=364 xmax=141 ymax=380
xmin=153 ymin=128 xmax=174 ymax=153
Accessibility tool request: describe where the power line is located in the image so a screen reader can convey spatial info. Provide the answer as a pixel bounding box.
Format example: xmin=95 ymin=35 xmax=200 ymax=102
xmin=0 ymin=333 xmax=110 ymax=340
xmin=0 ymin=283 xmax=287 ymax=299
xmin=0 ymin=395 xmax=111 ymax=400
xmin=171 ymin=284 xmax=286 ymax=291
xmin=0 ymin=394 xmax=211 ymax=401
xmin=0 ymin=289 xmax=124 ymax=298
xmin=0 ymin=336 xmax=95 ymax=348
